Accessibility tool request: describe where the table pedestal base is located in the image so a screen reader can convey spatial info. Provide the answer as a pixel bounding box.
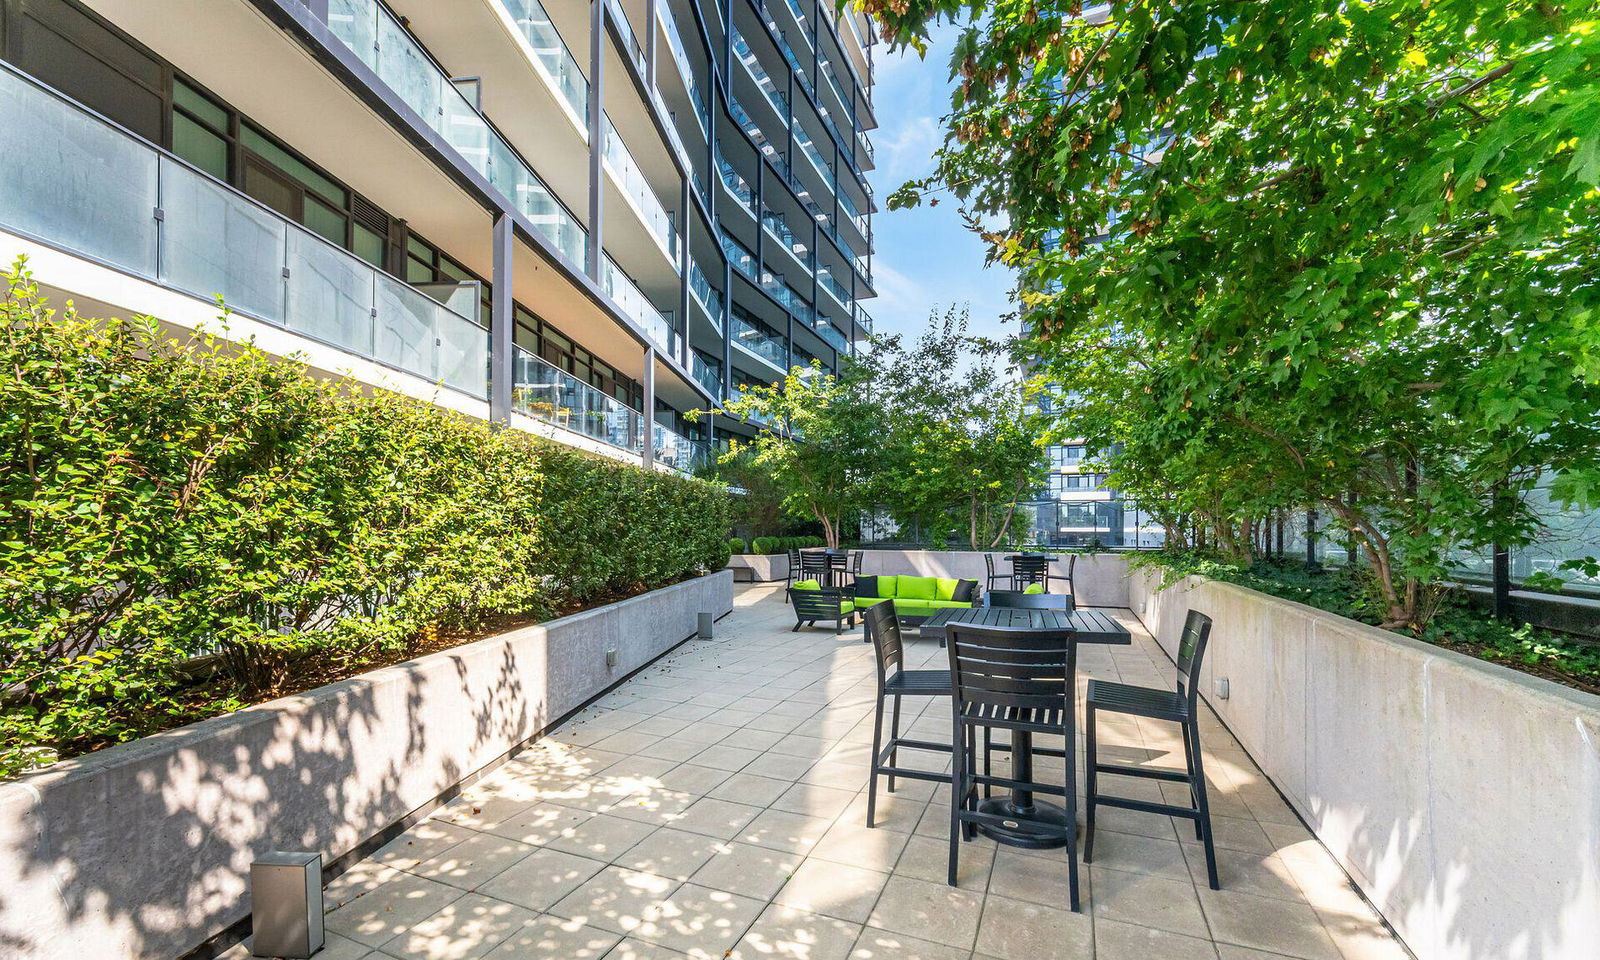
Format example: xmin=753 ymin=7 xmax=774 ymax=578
xmin=975 ymin=796 xmax=1072 ymax=849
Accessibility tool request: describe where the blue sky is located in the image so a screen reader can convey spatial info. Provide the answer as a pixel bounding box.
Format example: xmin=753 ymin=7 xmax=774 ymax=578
xmin=865 ymin=22 xmax=1017 ymax=344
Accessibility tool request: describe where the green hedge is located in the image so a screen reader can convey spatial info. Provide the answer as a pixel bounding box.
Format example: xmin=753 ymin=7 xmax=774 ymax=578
xmin=726 ymin=537 xmax=747 ymax=556
xmin=747 ymin=535 xmax=825 ymax=554
xmin=0 ymin=271 xmax=730 ymax=777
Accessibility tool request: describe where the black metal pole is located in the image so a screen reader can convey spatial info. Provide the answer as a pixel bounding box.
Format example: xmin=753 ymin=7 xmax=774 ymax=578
xmin=1305 ymin=508 xmax=1320 ymax=570
xmin=1492 ymin=543 xmax=1511 ymax=620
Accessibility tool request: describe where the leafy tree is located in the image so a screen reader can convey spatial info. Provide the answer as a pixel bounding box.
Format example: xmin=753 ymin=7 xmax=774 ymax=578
xmin=714 ymin=363 xmax=878 ymax=548
xmin=868 ymin=307 xmax=1050 ymax=549
xmin=867 ymin=0 xmax=1600 ymax=628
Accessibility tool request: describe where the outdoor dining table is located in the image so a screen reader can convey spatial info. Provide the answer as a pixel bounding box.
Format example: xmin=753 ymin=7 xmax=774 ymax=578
xmin=920 ymin=605 xmax=1131 ymax=849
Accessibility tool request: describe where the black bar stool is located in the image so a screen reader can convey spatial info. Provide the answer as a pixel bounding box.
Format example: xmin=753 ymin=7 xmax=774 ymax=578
xmin=946 ymin=621 xmax=1082 ymax=911
xmin=1085 ymin=609 xmax=1220 ymax=889
xmin=864 ymin=601 xmax=952 ymax=827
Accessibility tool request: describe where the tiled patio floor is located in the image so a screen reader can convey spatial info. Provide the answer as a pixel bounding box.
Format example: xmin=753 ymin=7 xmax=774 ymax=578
xmin=236 ymin=584 xmax=1411 ymax=960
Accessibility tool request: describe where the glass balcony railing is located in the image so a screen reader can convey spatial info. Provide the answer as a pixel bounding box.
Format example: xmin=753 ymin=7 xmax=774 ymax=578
xmin=656 ymin=0 xmax=710 ymax=136
xmin=491 ymin=0 xmax=588 ymax=121
xmin=716 ymin=148 xmax=758 ymax=218
xmin=721 ymin=230 xmax=759 ymax=282
xmin=853 ymin=302 xmax=875 ymax=336
xmin=732 ymin=26 xmax=792 ymax=125
xmin=0 ymin=62 xmax=490 ymax=399
xmin=329 ymin=0 xmax=587 ymax=265
xmin=812 ymin=315 xmax=849 ymax=353
xmin=794 ymin=122 xmax=836 ymax=193
xmin=606 ymin=0 xmax=648 ymax=75
xmin=513 ymin=345 xmax=644 ymax=450
xmin=818 ymin=267 xmax=851 ymax=308
xmin=762 ymin=208 xmax=813 ymax=274
xmin=839 ymin=189 xmax=869 ymax=235
xmin=730 ymin=310 xmax=789 ymax=369
xmin=690 ymin=261 xmax=725 ymax=332
xmin=780 ymin=0 xmax=812 ymax=49
xmin=602 ymin=114 xmax=679 ymax=261
xmin=775 ymin=27 xmax=815 ymax=101
xmin=601 ymin=254 xmax=677 ymax=355
xmin=654 ymin=422 xmax=710 ymax=473
xmin=691 ymin=352 xmax=723 ymax=399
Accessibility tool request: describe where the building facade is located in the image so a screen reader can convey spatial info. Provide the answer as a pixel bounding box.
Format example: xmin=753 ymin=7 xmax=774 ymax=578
xmin=0 ymin=0 xmax=876 ymax=472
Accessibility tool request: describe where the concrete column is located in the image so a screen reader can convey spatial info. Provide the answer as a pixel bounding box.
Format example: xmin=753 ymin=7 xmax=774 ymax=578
xmin=642 ymin=345 xmax=656 ymax=468
xmin=587 ymin=0 xmax=605 ymax=280
xmin=645 ymin=0 xmax=658 ymax=89
xmin=489 ymin=212 xmax=515 ymax=424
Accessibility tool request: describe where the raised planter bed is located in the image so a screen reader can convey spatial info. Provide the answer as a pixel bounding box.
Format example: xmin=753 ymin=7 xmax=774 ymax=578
xmin=1130 ymin=567 xmax=1600 ymax=960
xmin=0 ymin=571 xmax=734 ymax=960
xmin=727 ymin=552 xmax=789 ymax=583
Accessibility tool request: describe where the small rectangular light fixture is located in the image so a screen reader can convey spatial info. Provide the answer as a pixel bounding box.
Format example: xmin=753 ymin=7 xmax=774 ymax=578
xmin=250 ymin=852 xmax=323 ymax=958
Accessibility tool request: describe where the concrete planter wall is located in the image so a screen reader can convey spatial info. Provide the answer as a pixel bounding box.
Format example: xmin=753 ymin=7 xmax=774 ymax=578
xmin=0 ymin=571 xmax=733 ymax=960
xmin=1130 ymin=568 xmax=1600 ymax=960
xmin=859 ymin=549 xmax=1131 ymax=608
xmin=727 ymin=553 xmax=788 ymax=582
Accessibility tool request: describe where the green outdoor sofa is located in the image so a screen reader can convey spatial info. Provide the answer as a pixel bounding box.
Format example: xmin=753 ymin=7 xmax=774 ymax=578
xmin=851 ymin=575 xmax=980 ymax=625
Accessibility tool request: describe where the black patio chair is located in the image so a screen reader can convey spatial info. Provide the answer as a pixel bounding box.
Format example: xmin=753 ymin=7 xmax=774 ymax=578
xmin=946 ymin=621 xmax=1083 ymax=910
xmin=1010 ymin=555 xmax=1052 ymax=591
xmin=1061 ymin=554 xmax=1077 ymax=599
xmin=1085 ymin=609 xmax=1220 ymax=890
xmin=982 ymin=553 xmax=1008 ymax=592
xmin=789 ymin=582 xmax=857 ymax=634
xmin=800 ymin=550 xmax=832 ymax=586
xmin=847 ymin=549 xmax=864 ymax=585
xmin=985 ymin=590 xmax=1075 ymax=612
xmin=783 ymin=547 xmax=802 ymax=604
xmin=863 ymin=601 xmax=952 ymax=827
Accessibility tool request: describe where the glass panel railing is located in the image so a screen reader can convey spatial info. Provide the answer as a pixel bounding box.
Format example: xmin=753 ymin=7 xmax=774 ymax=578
xmin=716 ymin=148 xmax=758 ymax=217
xmin=853 ymin=302 xmax=875 ymax=336
xmin=491 ymin=0 xmax=589 ymax=120
xmin=818 ymin=266 xmax=851 ymax=308
xmin=732 ymin=26 xmax=791 ymax=124
xmin=691 ymin=352 xmax=723 ymax=399
xmin=762 ymin=208 xmax=812 ymax=273
xmin=602 ymin=115 xmax=678 ymax=262
xmin=839 ymin=189 xmax=868 ymax=234
xmin=794 ymin=121 xmax=836 ymax=193
xmin=653 ymin=422 xmax=709 ymax=473
xmin=812 ymin=314 xmax=849 ymax=352
xmin=329 ymin=0 xmax=587 ymax=265
xmin=601 ymin=253 xmax=677 ymax=354
xmin=721 ymin=229 xmax=759 ymax=282
xmin=775 ymin=27 xmax=814 ymax=100
xmin=729 ymin=96 xmax=791 ymax=183
xmin=689 ymin=260 xmax=725 ymax=332
xmin=656 ymin=0 xmax=710 ymax=136
xmin=513 ymin=344 xmax=643 ymax=450
xmin=0 ymin=65 xmax=490 ymax=399
xmin=730 ymin=309 xmax=789 ymax=369
xmin=607 ymin=0 xmax=647 ymax=75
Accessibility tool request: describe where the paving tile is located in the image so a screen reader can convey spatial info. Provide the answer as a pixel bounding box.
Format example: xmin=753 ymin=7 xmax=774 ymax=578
xmin=602 ymin=938 xmax=695 ymax=959
xmin=772 ymin=783 xmax=858 ymax=821
xmin=379 ymin=892 xmax=534 ymax=960
xmin=1197 ymin=889 xmax=1342 ymax=960
xmin=324 ymin=870 xmax=465 ymax=947
xmin=738 ymin=809 xmax=836 ymax=855
xmin=543 ymin=813 xmax=660 ymax=863
xmin=808 ymin=819 xmax=913 ymax=872
xmin=708 ymin=772 xmax=795 ymax=807
xmin=986 ymin=846 xmax=1082 ymax=909
xmin=892 ymin=834 xmax=993 ymax=887
xmin=1094 ymin=919 xmax=1222 ymax=960
xmin=773 ymin=858 xmax=889 ymax=923
xmin=846 ymin=927 xmax=971 ymax=960
xmin=864 ymin=875 xmax=983 ymax=949
xmin=1184 ymin=844 xmax=1304 ymax=903
xmin=477 ymin=801 xmax=594 ymax=846
xmin=669 ymin=797 xmax=766 ymax=839
xmin=546 ymin=866 xmax=682 ymax=936
xmin=372 ymin=821 xmax=479 ymax=871
xmin=1088 ymin=830 xmax=1191 ymax=880
xmin=973 ymin=893 xmax=1093 ymax=960
xmin=473 ymin=847 xmax=608 ymax=913
xmin=408 ymin=831 xmax=538 ymax=891
xmin=734 ymin=904 xmax=862 ymax=960
xmin=691 ymin=841 xmax=804 ymax=900
xmin=617 ymin=827 xmax=726 ymax=881
xmin=632 ymin=883 xmax=768 ymax=957
xmin=481 ymin=914 xmax=621 ymax=959
xmin=1091 ymin=866 xmax=1210 ymax=939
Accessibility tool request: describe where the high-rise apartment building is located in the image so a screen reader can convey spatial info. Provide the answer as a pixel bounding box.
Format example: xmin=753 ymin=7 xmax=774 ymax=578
xmin=0 ymin=0 xmax=876 ymax=472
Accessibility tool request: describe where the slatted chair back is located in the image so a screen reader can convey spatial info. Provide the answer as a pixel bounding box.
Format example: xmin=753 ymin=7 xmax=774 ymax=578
xmin=791 ymin=586 xmax=845 ymax=620
xmin=1175 ymin=610 xmax=1213 ymax=707
xmin=946 ymin=623 xmax=1078 ymax=724
xmin=786 ymin=548 xmax=802 ymax=581
xmin=1011 ymin=555 xmax=1051 ymax=588
xmin=1063 ymin=554 xmax=1077 ymax=591
xmin=800 ymin=551 xmax=831 ymax=581
xmin=984 ymin=553 xmax=999 ymax=585
xmin=863 ymin=601 xmax=903 ymax=686
xmin=986 ymin=590 xmax=1074 ymax=612
xmin=849 ymin=550 xmax=864 ymax=577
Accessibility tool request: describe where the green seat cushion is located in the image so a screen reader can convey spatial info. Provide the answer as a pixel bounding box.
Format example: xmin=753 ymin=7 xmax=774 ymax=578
xmin=934 ymin=578 xmax=960 ymax=601
xmin=926 ymin=599 xmax=973 ymax=609
xmin=855 ymin=596 xmax=891 ymax=607
xmin=839 ymin=600 xmax=856 ymax=614
xmin=897 ymin=577 xmax=938 ymax=601
xmin=793 ymin=579 xmax=822 ymax=590
xmin=874 ymin=575 xmax=898 ymax=597
xmin=1023 ymin=582 xmax=1045 ymax=595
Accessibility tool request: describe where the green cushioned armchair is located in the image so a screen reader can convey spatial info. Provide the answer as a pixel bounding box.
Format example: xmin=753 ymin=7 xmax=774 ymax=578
xmin=851 ymin=574 xmax=981 ymax=629
xmin=788 ymin=580 xmax=858 ymax=634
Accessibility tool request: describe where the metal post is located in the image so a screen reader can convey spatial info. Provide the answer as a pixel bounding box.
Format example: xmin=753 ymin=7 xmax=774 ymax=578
xmin=1346 ymin=492 xmax=1359 ymax=565
xmin=1492 ymin=543 xmax=1511 ymax=620
xmin=250 ymin=853 xmax=323 ymax=959
xmin=586 ymin=0 xmax=605 ymax=280
xmin=489 ymin=213 xmax=514 ymax=424
xmin=641 ymin=345 xmax=656 ymax=469
xmin=1305 ymin=508 xmax=1320 ymax=570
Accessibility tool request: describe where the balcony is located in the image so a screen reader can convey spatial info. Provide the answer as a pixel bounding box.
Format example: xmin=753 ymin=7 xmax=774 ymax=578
xmin=690 ymin=260 xmax=726 ymax=334
xmin=512 ymin=345 xmax=644 ymax=451
xmin=328 ymin=0 xmax=587 ymax=266
xmin=0 ymin=61 xmax=488 ymax=399
xmin=490 ymin=0 xmax=589 ymax=122
xmin=652 ymin=421 xmax=710 ymax=473
xmin=691 ymin=351 xmax=724 ymax=399
xmin=601 ymin=254 xmax=678 ymax=356
xmin=602 ymin=113 xmax=679 ymax=264
xmin=730 ymin=309 xmax=789 ymax=371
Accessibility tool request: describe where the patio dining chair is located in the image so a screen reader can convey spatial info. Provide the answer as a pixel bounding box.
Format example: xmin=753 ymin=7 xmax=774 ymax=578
xmin=946 ymin=621 xmax=1083 ymax=910
xmin=863 ymin=601 xmax=952 ymax=828
xmin=784 ymin=547 xmax=802 ymax=604
xmin=1085 ymin=609 xmax=1220 ymax=890
xmin=983 ymin=554 xmax=1008 ymax=592
xmin=1010 ymin=555 xmax=1052 ymax=591
xmin=800 ymin=550 xmax=833 ymax=586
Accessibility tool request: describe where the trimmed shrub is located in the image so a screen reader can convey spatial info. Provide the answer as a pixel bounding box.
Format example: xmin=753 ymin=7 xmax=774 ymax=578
xmin=726 ymin=537 xmax=747 ymax=556
xmin=0 ymin=272 xmax=730 ymax=777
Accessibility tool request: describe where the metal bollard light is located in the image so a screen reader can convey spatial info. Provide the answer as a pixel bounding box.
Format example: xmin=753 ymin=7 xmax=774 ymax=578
xmin=698 ymin=612 xmax=714 ymax=639
xmin=250 ymin=852 xmax=324 ymax=958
